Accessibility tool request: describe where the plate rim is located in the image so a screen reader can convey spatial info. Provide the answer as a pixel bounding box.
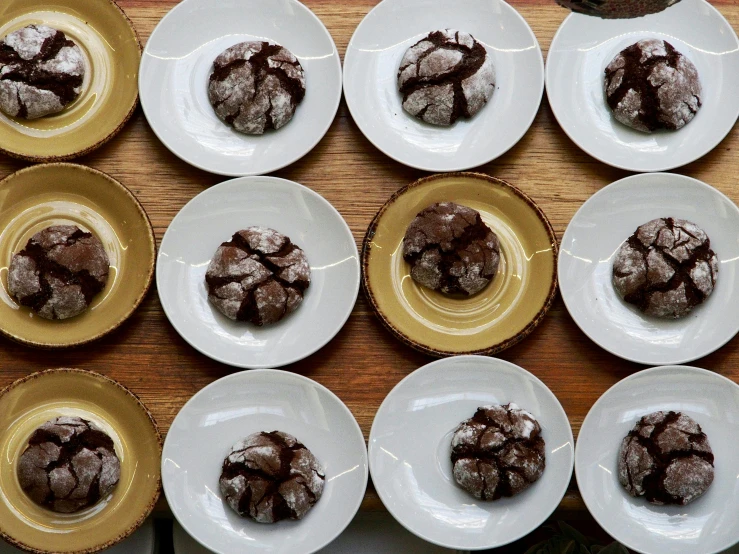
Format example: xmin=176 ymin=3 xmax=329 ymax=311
xmin=162 ymin=368 xmax=370 ymax=554
xmin=574 ymin=364 xmax=739 ymax=554
xmin=0 ymin=367 xmax=163 ymax=554
xmin=0 ymin=162 xmax=157 ymax=349
xmin=558 ymin=171 xmax=739 ymax=365
xmin=0 ymin=0 xmax=142 ymax=162
xmin=361 ymin=171 xmax=558 ymax=358
xmin=545 ymin=0 xmax=739 ymax=173
xmin=138 ymin=0 xmax=343 ymax=177
xmin=368 ymin=354 xmax=575 ymax=551
xmin=156 ymin=175 xmax=360 ymax=369
xmin=342 ymin=0 xmax=544 ymax=172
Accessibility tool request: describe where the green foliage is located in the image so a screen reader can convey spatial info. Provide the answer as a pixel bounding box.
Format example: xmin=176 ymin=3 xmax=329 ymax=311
xmin=523 ymin=522 xmax=630 ymax=554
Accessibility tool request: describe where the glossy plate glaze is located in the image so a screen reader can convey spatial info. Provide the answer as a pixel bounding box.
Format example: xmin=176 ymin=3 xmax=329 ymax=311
xmin=362 ymin=173 xmax=557 ymax=357
xmin=576 ymin=365 xmax=739 ymax=554
xmin=0 ymin=369 xmax=162 ymax=554
xmin=343 ymin=0 xmax=543 ymax=172
xmin=139 ymin=0 xmax=342 ymax=176
xmin=157 ymin=176 xmax=359 ymax=369
xmin=547 ymin=0 xmax=739 ymax=172
xmin=369 ymin=356 xmax=574 ymax=551
xmin=0 ymin=0 xmax=140 ymax=161
xmin=0 ymin=164 xmax=156 ymax=348
xmin=559 ymin=173 xmax=739 ymax=365
xmin=163 ymin=370 xmax=369 ymax=554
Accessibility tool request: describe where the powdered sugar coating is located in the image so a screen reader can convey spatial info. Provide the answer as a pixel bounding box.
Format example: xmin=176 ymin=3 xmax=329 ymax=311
xmin=0 ymin=24 xmax=85 ymax=119
xmin=450 ymin=404 xmax=545 ymax=500
xmin=612 ymin=217 xmax=718 ymax=318
xmin=604 ymin=39 xmax=701 ymax=133
xmin=398 ymin=29 xmax=495 ymax=126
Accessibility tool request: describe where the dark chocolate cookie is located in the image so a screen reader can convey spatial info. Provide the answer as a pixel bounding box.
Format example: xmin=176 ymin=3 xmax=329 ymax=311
xmin=205 ymin=227 xmax=310 ymax=325
xmin=398 ymin=29 xmax=495 ymax=126
xmin=402 ymin=202 xmax=500 ymax=295
xmin=17 ymin=416 xmax=121 ymax=513
xmin=604 ymin=39 xmax=701 ymax=132
xmin=451 ymin=404 xmax=545 ymax=500
xmin=208 ymin=41 xmax=306 ymax=135
xmin=618 ymin=411 xmax=713 ymax=505
xmin=7 ymin=225 xmax=110 ymax=320
xmin=557 ymin=0 xmax=681 ymax=19
xmin=219 ymin=431 xmax=325 ymax=523
xmin=612 ymin=217 xmax=717 ymax=319
xmin=0 ymin=24 xmax=85 ymax=119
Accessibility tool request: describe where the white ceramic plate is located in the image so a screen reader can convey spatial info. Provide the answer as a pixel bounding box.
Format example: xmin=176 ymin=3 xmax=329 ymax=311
xmin=576 ymin=365 xmax=739 ymax=554
xmin=157 ymin=176 xmax=359 ymax=369
xmin=163 ymin=370 xmax=369 ymax=554
xmin=546 ymin=0 xmax=739 ymax=173
xmin=139 ymin=0 xmax=341 ymax=176
xmin=559 ymin=172 xmax=739 ymax=365
xmin=0 ymin=517 xmax=154 ymax=554
xmin=343 ymin=0 xmax=543 ymax=172
xmin=369 ymin=355 xmax=574 ymax=551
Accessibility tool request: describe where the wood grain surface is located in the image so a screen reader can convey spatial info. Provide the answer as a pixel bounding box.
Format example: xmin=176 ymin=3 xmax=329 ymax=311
xmin=1 ymin=0 xmax=738 ymax=514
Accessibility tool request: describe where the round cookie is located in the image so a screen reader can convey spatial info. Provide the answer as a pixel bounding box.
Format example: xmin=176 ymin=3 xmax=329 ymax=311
xmin=8 ymin=225 xmax=110 ymax=320
xmin=0 ymin=24 xmax=85 ymax=119
xmin=451 ymin=404 xmax=546 ymax=500
xmin=612 ymin=217 xmax=718 ymax=319
xmin=402 ymin=202 xmax=500 ymax=295
xmin=618 ymin=411 xmax=714 ymax=505
xmin=219 ymin=431 xmax=325 ymax=523
xmin=208 ymin=41 xmax=306 ymax=135
xmin=397 ymin=29 xmax=495 ymax=126
xmin=556 ymin=0 xmax=681 ymax=19
xmin=205 ymin=227 xmax=310 ymax=325
xmin=17 ymin=416 xmax=121 ymax=513
xmin=604 ymin=39 xmax=701 ymax=132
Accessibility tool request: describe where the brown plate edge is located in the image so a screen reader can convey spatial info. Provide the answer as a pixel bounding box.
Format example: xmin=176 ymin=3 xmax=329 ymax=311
xmin=361 ymin=171 xmax=559 ymax=358
xmin=0 ymin=367 xmax=163 ymax=554
xmin=0 ymin=163 xmax=157 ymax=349
xmin=0 ymin=0 xmax=142 ymax=163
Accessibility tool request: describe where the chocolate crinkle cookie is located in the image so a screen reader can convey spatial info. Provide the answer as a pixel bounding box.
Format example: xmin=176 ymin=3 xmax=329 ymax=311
xmin=208 ymin=41 xmax=305 ymax=135
xmin=398 ymin=29 xmax=495 ymax=126
xmin=205 ymin=227 xmax=310 ymax=325
xmin=557 ymin=0 xmax=681 ymax=19
xmin=403 ymin=202 xmax=500 ymax=296
xmin=618 ymin=411 xmax=714 ymax=505
xmin=451 ymin=404 xmax=545 ymax=501
xmin=612 ymin=217 xmax=718 ymax=319
xmin=17 ymin=416 xmax=121 ymax=513
xmin=604 ymin=39 xmax=701 ymax=133
xmin=8 ymin=225 xmax=110 ymax=320
xmin=219 ymin=431 xmax=325 ymax=523
xmin=0 ymin=24 xmax=85 ymax=119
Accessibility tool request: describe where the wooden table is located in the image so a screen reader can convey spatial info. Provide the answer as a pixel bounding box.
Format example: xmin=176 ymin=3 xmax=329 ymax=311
xmin=1 ymin=0 xmax=738 ymax=514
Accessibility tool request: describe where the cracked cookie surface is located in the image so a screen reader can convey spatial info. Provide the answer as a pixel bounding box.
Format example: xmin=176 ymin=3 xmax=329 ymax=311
xmin=17 ymin=416 xmax=120 ymax=513
xmin=451 ymin=404 xmax=545 ymax=500
xmin=618 ymin=411 xmax=713 ymax=505
xmin=604 ymin=39 xmax=701 ymax=132
xmin=0 ymin=24 xmax=85 ymax=120
xmin=8 ymin=225 xmax=110 ymax=320
xmin=219 ymin=431 xmax=325 ymax=523
xmin=205 ymin=227 xmax=310 ymax=325
xmin=208 ymin=41 xmax=305 ymax=135
xmin=557 ymin=0 xmax=681 ymax=19
xmin=402 ymin=202 xmax=500 ymax=295
xmin=612 ymin=217 xmax=718 ymax=319
xmin=397 ymin=29 xmax=495 ymax=126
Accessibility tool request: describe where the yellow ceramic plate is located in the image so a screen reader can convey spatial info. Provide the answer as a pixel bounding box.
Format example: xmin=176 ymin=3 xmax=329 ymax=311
xmin=0 ymin=163 xmax=155 ymax=348
xmin=362 ymin=172 xmax=557 ymax=357
xmin=0 ymin=0 xmax=140 ymax=161
xmin=0 ymin=368 xmax=162 ymax=554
